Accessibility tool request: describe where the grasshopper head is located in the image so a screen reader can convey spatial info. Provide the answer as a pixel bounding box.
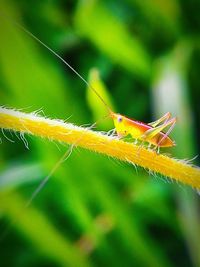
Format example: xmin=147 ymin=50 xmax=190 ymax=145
xmin=110 ymin=112 xmax=128 ymax=137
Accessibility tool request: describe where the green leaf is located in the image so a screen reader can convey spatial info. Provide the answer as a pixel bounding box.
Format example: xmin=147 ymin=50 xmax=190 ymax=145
xmin=86 ymin=68 xmax=115 ymax=129
xmin=75 ymin=0 xmax=151 ymax=80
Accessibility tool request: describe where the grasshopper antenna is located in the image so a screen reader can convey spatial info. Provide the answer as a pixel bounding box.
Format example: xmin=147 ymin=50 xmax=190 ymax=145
xmin=25 ymin=145 xmax=74 ymax=208
xmin=0 ymin=13 xmax=112 ymax=113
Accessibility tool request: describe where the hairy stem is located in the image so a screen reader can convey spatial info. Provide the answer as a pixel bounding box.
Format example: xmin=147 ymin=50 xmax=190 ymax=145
xmin=0 ymin=107 xmax=200 ymax=189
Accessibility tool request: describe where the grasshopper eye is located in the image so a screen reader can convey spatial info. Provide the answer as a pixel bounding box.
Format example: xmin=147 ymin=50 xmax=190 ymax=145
xmin=118 ymin=116 xmax=123 ymax=123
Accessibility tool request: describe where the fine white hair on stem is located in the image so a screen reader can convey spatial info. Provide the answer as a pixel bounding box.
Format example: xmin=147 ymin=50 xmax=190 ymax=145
xmin=148 ymin=170 xmax=159 ymax=182
xmin=15 ymin=131 xmax=23 ymax=142
xmin=1 ymin=128 xmax=15 ymax=143
xmin=31 ymin=107 xmax=46 ymax=117
xmin=125 ymin=157 xmax=138 ymax=174
xmin=163 ymin=176 xmax=173 ymax=184
xmin=1 ymin=106 xmax=200 ymax=190
xmin=19 ymin=132 xmax=29 ymax=150
xmin=184 ymin=155 xmax=199 ymax=166
xmin=63 ymin=114 xmax=74 ymax=123
xmin=51 ymin=140 xmax=62 ymax=151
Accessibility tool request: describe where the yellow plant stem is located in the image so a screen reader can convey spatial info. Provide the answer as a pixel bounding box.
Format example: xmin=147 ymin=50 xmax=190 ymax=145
xmin=0 ymin=107 xmax=200 ymax=189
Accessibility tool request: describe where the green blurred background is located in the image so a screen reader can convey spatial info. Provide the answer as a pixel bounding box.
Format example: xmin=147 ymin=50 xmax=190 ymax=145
xmin=0 ymin=0 xmax=200 ymax=266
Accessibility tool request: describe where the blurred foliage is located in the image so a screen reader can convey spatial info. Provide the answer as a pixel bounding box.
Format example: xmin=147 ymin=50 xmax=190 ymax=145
xmin=0 ymin=0 xmax=200 ymax=267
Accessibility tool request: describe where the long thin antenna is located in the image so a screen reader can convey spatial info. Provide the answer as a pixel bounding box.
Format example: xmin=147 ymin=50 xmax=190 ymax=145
xmin=0 ymin=14 xmax=112 ymax=241
xmin=2 ymin=14 xmax=111 ymax=112
xmin=25 ymin=145 xmax=73 ymax=208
